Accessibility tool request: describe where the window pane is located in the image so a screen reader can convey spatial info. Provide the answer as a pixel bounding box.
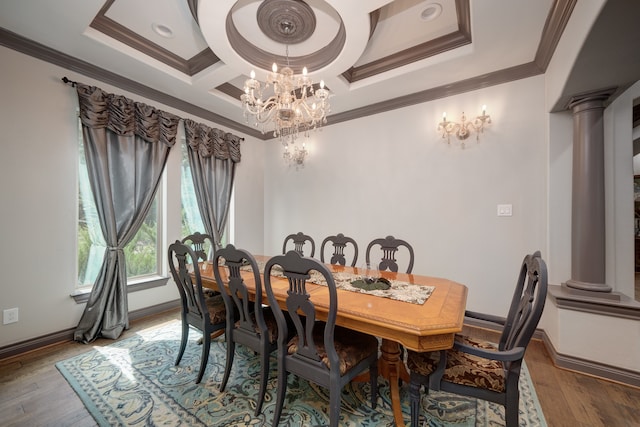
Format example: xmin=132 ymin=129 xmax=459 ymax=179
xmin=124 ymin=199 xmax=158 ymax=277
xmin=181 ymin=141 xmax=205 ymax=237
xmin=77 ymin=126 xmax=161 ymax=288
xmin=180 ymin=142 xmax=231 ymax=251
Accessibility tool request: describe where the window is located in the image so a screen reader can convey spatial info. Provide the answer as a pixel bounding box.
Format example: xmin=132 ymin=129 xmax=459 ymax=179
xmin=180 ymin=141 xmax=229 ymax=250
xmin=76 ymin=119 xmax=164 ymax=291
xmin=180 ymin=140 xmax=205 ymax=237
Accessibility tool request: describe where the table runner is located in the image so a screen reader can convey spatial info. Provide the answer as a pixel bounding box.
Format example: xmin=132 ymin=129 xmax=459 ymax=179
xmin=242 ymin=260 xmax=434 ymax=305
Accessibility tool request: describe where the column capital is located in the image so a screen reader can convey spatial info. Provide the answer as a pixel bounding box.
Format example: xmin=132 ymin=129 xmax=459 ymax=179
xmin=566 ymin=87 xmax=617 ymax=110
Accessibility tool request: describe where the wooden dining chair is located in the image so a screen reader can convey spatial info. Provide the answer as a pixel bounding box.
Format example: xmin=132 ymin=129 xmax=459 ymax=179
xmin=320 ymin=233 xmax=359 ymax=267
xmin=212 ymin=244 xmax=279 ymax=415
xmin=264 ymin=251 xmax=379 ymax=427
xmin=365 ymin=235 xmax=415 ymax=273
xmin=181 ymin=232 xmax=214 ymax=264
xmin=282 ymin=232 xmax=316 ymax=257
xmin=168 ymin=241 xmax=227 ymax=384
xmin=406 ymin=252 xmax=548 ymax=427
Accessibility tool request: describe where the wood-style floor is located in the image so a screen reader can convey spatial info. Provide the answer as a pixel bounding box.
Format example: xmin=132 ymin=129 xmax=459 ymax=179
xmin=1 ymin=309 xmax=639 ymax=427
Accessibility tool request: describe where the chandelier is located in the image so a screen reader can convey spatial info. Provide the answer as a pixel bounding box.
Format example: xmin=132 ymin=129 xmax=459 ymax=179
xmin=240 ymin=23 xmax=330 ymax=148
xmin=438 ymin=106 xmax=491 ymax=147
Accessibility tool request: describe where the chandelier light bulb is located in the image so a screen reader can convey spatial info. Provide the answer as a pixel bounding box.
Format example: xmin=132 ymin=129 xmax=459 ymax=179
xmin=250 ymin=70 xmax=255 ymax=79
xmin=272 ymin=63 xmax=278 ymax=73
xmin=320 ymin=80 xmax=325 ymax=89
xmin=302 ymin=67 xmax=308 ymax=76
xmin=482 ymin=105 xmax=487 ymax=115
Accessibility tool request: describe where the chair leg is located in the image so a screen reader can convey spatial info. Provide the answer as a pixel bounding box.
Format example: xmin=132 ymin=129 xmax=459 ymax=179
xmin=175 ymin=321 xmax=189 ymax=366
xmin=272 ymin=357 xmax=287 ymax=426
xmin=255 ymin=346 xmax=270 ymax=415
xmin=328 ymin=380 xmax=340 ymax=427
xmin=505 ymin=394 xmax=520 ymax=427
xmin=409 ymin=374 xmax=422 ymax=427
xmin=369 ymin=359 xmax=378 ymax=410
xmin=196 ymin=329 xmax=211 ymax=384
xmin=220 ymin=340 xmax=235 ymax=392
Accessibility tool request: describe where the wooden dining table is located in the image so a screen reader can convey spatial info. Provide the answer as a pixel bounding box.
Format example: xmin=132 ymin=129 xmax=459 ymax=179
xmin=197 ymin=255 xmax=467 ymax=427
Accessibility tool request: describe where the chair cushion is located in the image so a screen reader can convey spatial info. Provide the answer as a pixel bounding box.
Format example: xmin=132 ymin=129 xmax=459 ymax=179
xmin=250 ymin=308 xmax=279 ymax=344
xmin=406 ymin=335 xmax=506 ymax=393
xmin=204 ymin=294 xmax=227 ymax=325
xmin=287 ymin=324 xmax=378 ymax=375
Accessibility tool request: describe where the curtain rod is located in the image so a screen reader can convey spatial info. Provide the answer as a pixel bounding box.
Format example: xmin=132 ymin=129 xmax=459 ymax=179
xmin=61 ymin=76 xmax=77 ymax=87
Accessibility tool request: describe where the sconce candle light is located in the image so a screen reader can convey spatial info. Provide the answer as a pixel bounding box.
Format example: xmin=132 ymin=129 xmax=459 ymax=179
xmin=283 ymin=142 xmax=308 ymax=168
xmin=438 ymin=105 xmax=491 ymax=147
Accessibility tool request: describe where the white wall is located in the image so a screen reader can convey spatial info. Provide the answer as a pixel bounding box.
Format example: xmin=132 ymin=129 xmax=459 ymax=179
xmin=263 ymin=76 xmax=548 ymax=316
xmin=0 ymin=46 xmax=264 ymax=347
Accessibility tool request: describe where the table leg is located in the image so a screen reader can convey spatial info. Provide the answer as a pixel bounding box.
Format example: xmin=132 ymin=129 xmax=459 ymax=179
xmin=378 ymin=338 xmax=410 ymax=427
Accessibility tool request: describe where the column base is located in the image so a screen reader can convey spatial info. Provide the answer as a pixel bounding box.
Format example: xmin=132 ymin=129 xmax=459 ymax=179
xmin=563 ymin=281 xmax=620 ymax=301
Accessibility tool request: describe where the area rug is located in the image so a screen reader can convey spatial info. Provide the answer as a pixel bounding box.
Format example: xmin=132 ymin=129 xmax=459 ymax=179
xmin=56 ymin=320 xmax=547 ymax=427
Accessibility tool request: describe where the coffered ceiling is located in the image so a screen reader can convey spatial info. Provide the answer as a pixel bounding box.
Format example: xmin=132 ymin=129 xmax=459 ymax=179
xmin=0 ymin=0 xmax=594 ymax=138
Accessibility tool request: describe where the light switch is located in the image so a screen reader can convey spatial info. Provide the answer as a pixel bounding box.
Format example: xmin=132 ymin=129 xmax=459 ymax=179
xmin=497 ymin=204 xmax=512 ymax=217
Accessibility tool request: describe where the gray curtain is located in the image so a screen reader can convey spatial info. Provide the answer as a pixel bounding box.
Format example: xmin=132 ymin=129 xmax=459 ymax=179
xmin=74 ymin=84 xmax=180 ymax=343
xmin=183 ymin=119 xmax=242 ymax=249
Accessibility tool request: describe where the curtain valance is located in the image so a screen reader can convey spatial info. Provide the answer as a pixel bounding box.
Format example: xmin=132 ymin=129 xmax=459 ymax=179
xmin=76 ymin=83 xmax=180 ymax=147
xmin=184 ymin=119 xmax=242 ymax=162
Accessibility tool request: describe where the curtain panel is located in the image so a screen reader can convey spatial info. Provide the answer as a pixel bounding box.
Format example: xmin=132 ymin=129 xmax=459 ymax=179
xmin=183 ymin=119 xmax=242 ymax=250
xmin=74 ymin=83 xmax=180 ymax=343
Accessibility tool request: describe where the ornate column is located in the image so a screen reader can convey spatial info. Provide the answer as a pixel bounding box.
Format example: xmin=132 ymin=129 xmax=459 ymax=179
xmin=564 ymin=92 xmax=614 ymax=294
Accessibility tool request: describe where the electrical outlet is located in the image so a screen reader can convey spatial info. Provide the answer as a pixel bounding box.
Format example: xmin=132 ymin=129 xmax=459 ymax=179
xmin=497 ymin=204 xmax=513 ymax=217
xmin=3 ymin=308 xmax=19 ymax=324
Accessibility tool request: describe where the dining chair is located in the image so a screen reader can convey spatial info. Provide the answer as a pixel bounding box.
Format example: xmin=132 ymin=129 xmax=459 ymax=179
xmin=365 ymin=235 xmax=415 ymax=273
xmin=320 ymin=233 xmax=359 ymax=267
xmin=181 ymin=232 xmax=214 ymax=264
xmin=406 ymin=251 xmax=548 ymax=427
xmin=282 ymin=232 xmax=316 ymax=257
xmin=264 ymin=251 xmax=379 ymax=427
xmin=168 ymin=241 xmax=227 ymax=384
xmin=212 ymin=244 xmax=279 ymax=415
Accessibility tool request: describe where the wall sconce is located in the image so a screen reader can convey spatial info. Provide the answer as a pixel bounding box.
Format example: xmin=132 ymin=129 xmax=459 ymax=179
xmin=438 ymin=106 xmax=491 ymax=147
xmin=283 ymin=142 xmax=308 ymax=168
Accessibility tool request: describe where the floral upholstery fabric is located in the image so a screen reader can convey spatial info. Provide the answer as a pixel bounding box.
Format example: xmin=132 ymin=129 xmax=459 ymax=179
xmin=287 ymin=324 xmax=378 ymax=375
xmin=406 ymin=335 xmax=506 ymax=393
xmin=249 ymin=309 xmax=279 ymax=344
xmin=204 ymin=294 xmax=227 ymax=325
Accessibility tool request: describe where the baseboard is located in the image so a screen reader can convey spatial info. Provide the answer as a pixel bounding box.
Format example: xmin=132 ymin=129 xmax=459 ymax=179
xmin=463 ymin=317 xmax=640 ymax=389
xmin=540 ymin=330 xmax=640 ymax=388
xmin=0 ymin=299 xmax=180 ymax=361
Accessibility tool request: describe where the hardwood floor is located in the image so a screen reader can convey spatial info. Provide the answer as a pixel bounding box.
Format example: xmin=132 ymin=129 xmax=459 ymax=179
xmin=1 ymin=310 xmax=639 ymax=427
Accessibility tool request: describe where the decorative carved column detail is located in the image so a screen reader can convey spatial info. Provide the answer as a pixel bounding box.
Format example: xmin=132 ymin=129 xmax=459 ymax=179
xmin=564 ymin=91 xmax=615 ymax=294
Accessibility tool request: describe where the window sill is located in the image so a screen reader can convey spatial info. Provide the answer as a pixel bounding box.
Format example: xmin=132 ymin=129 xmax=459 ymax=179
xmin=71 ymin=276 xmax=169 ymax=304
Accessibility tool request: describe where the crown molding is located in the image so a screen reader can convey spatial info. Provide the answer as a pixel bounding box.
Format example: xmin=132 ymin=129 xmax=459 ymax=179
xmin=90 ymin=1 xmax=219 ymax=76
xmin=0 ymin=27 xmax=263 ymax=139
xmin=0 ymin=0 xmax=575 ymax=141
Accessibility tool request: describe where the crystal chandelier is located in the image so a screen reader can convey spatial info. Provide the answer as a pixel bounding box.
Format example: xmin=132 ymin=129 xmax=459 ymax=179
xmin=240 ymin=23 xmax=330 ymax=147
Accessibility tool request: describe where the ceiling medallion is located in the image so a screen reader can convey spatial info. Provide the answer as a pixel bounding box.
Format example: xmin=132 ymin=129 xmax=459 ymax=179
xmin=257 ymin=0 xmax=316 ymax=44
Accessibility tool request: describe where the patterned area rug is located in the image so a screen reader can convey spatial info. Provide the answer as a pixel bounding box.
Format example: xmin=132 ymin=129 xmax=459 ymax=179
xmin=56 ymin=320 xmax=547 ymax=427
